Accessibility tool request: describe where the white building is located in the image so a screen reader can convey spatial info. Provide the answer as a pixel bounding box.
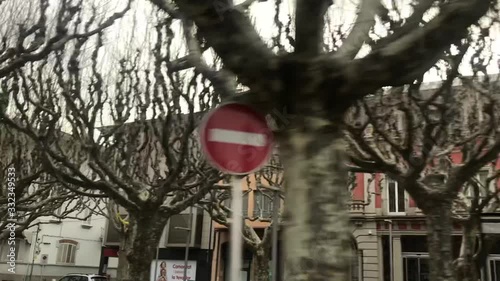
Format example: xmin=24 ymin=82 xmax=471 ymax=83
xmin=0 ymin=211 xmax=119 ymax=281
xmin=0 ymin=203 xmax=215 ymax=281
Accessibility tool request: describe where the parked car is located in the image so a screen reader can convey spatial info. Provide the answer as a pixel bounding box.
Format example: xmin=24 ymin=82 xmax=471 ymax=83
xmin=58 ymin=274 xmax=108 ymax=281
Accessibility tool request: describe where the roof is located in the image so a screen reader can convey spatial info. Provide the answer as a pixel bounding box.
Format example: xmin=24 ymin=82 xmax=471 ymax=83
xmin=420 ymin=73 xmax=499 ymax=90
xmin=96 ymin=111 xmax=207 ymax=135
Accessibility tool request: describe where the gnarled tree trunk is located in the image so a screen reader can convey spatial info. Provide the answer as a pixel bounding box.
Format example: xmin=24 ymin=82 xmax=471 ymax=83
xmin=424 ymin=200 xmax=456 ymax=281
xmin=454 ymin=220 xmax=478 ymax=281
xmin=125 ymin=213 xmax=167 ymax=281
xmin=280 ymin=119 xmax=351 ymax=281
xmin=455 ymin=214 xmax=481 ymax=281
xmin=253 ymin=248 xmax=270 ymax=281
xmin=117 ymin=238 xmax=130 ymax=281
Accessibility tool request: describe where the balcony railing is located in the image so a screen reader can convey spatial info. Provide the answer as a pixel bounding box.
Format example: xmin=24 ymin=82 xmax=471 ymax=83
xmin=349 ymin=200 xmax=366 ymax=214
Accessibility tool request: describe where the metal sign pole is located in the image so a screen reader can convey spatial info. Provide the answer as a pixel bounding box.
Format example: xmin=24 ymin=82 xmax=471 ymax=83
xmin=230 ymin=176 xmax=243 ymax=281
xmin=183 ymin=206 xmax=193 ymax=280
xmin=199 ymin=103 xmax=274 ymax=281
xmin=153 ymin=236 xmax=160 ymax=281
xmin=271 ymin=190 xmax=280 ymax=281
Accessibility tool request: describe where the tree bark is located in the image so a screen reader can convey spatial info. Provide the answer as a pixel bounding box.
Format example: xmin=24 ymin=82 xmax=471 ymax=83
xmin=454 ymin=219 xmax=479 ymax=281
xmin=124 ymin=213 xmax=167 ymax=281
xmin=280 ymin=120 xmax=351 ymax=281
xmin=253 ymin=248 xmax=271 ymax=281
xmin=117 ymin=237 xmax=131 ymax=281
xmin=424 ymin=200 xmax=456 ymax=281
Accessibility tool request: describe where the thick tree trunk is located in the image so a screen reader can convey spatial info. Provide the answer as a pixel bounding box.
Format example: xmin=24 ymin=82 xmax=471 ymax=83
xmin=280 ymin=121 xmax=351 ymax=281
xmin=125 ymin=213 xmax=166 ymax=281
xmin=253 ymin=248 xmax=270 ymax=281
xmin=454 ymin=220 xmax=478 ymax=281
xmin=117 ymin=237 xmax=130 ymax=281
xmin=424 ymin=200 xmax=456 ymax=281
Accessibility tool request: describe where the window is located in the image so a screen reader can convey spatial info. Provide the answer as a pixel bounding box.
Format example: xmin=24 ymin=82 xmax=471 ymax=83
xmin=0 ymin=239 xmax=21 ymax=261
xmin=403 ymin=254 xmax=430 ymax=281
xmin=165 ymin=209 xmax=203 ymax=246
xmin=387 ymin=178 xmax=405 ymax=214
xmin=253 ymin=190 xmax=275 ymax=219
xmin=167 ymin=213 xmax=192 ymax=244
xmin=56 ymin=239 xmax=78 ymax=264
xmin=488 ymin=256 xmax=500 ymax=281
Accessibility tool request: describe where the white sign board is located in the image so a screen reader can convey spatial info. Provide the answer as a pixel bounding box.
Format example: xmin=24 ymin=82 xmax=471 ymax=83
xmin=150 ymin=260 xmax=197 ymax=281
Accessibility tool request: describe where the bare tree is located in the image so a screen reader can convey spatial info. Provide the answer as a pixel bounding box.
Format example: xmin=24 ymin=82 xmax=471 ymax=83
xmin=1 ymin=14 xmax=221 ymax=281
xmin=143 ymin=1 xmax=496 ymax=280
xmin=0 ymin=124 xmax=107 ymax=242
xmin=345 ymin=60 xmax=500 ymax=281
xmin=0 ymin=0 xmax=131 ymax=78
xmin=453 ymin=172 xmax=500 ymax=281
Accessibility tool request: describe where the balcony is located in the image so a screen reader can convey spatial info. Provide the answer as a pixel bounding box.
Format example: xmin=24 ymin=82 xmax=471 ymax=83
xmin=349 ymin=200 xmax=366 ymax=214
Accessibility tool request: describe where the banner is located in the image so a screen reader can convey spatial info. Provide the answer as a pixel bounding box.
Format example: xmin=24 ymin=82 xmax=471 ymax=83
xmin=150 ymin=260 xmax=197 ymax=281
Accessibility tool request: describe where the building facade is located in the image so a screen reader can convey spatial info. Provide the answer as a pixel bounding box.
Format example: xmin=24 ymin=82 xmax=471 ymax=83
xmin=99 ymin=205 xmax=215 ymax=281
xmin=209 ymin=156 xmax=500 ymax=281
xmin=0 ymin=211 xmax=118 ymax=281
xmin=0 ymin=204 xmax=216 ymax=281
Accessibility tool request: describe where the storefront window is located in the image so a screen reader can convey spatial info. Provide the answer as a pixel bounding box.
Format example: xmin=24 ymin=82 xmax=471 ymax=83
xmin=403 ymin=255 xmax=429 ymax=281
xmin=489 ymin=256 xmax=500 ymax=281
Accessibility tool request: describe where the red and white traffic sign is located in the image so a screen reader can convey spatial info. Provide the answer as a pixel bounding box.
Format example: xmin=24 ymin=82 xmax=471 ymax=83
xmin=199 ymin=103 xmax=274 ymax=175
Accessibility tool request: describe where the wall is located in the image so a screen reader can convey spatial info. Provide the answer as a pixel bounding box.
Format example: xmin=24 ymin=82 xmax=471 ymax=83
xmin=1 ymin=213 xmax=118 ymax=281
xmin=352 ymin=221 xmax=379 ymax=281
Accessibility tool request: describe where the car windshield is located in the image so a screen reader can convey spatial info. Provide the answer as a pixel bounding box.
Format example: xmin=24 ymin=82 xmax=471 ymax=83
xmin=91 ymin=278 xmax=107 ymax=281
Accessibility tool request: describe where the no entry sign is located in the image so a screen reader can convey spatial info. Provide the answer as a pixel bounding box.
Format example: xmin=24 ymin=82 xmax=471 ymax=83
xmin=199 ymin=103 xmax=274 ymax=175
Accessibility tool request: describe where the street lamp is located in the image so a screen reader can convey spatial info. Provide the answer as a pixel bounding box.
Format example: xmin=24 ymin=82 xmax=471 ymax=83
xmin=384 ymin=219 xmax=393 ymax=281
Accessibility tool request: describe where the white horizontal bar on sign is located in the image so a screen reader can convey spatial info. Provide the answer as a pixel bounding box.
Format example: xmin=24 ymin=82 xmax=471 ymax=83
xmin=208 ymin=128 xmax=266 ymax=147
